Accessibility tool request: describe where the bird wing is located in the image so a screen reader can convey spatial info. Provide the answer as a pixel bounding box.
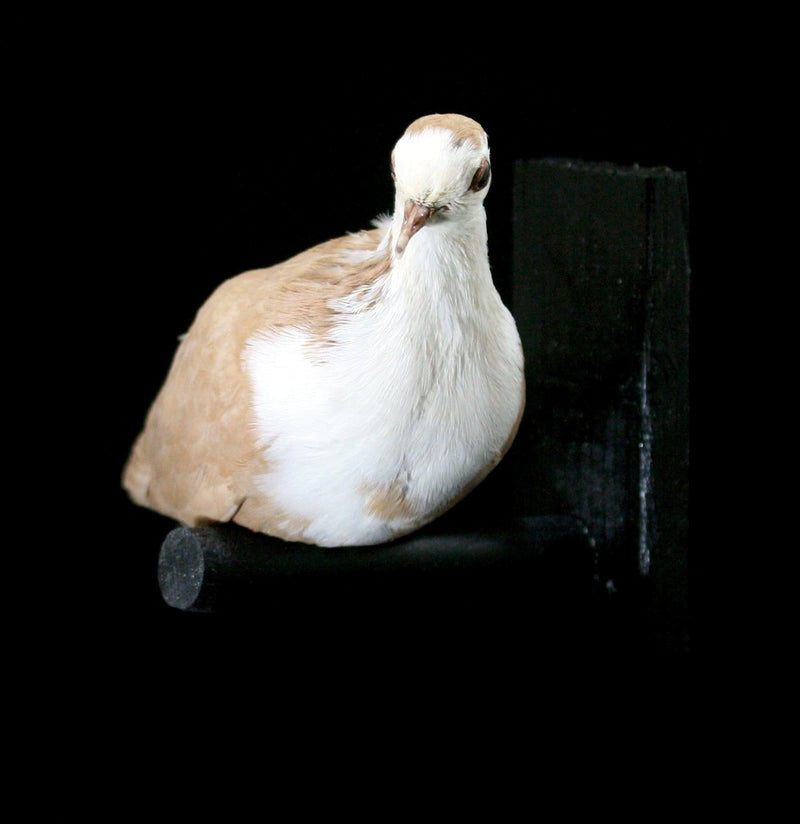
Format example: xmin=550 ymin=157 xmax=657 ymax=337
xmin=122 ymin=225 xmax=389 ymax=528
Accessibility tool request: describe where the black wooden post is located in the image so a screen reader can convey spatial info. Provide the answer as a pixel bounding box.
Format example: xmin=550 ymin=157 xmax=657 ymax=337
xmin=512 ymin=159 xmax=690 ymax=654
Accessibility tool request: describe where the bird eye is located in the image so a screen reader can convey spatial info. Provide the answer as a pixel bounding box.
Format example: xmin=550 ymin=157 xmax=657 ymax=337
xmin=470 ymin=159 xmax=491 ymax=192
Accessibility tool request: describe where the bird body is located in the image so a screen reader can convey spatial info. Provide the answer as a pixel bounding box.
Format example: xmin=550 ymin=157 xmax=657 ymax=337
xmin=123 ymin=114 xmax=525 ymax=547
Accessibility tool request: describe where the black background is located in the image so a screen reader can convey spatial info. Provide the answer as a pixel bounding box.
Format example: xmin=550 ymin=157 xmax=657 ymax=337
xmin=14 ymin=13 xmax=743 ymax=682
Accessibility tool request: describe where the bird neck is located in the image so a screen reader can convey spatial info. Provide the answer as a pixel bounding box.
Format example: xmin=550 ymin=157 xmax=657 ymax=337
xmin=390 ymin=207 xmax=490 ymax=285
xmin=379 ymin=207 xmax=499 ymax=335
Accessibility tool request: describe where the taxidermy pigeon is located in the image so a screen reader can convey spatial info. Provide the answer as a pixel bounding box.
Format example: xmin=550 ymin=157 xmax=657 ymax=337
xmin=123 ymin=113 xmax=525 ymax=547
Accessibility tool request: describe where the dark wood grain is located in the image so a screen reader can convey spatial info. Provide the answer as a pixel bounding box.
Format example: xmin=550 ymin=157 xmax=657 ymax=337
xmin=512 ymin=159 xmax=690 ymax=653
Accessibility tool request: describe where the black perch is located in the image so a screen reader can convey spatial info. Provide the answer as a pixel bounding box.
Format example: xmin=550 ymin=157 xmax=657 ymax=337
xmin=158 ymin=516 xmax=594 ymax=618
xmin=150 ymin=159 xmax=689 ymax=654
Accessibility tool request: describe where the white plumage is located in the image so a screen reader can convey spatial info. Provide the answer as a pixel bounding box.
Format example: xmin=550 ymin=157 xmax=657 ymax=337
xmin=123 ymin=113 xmax=525 ymax=546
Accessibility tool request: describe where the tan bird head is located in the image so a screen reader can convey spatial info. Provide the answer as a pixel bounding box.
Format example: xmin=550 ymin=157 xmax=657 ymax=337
xmin=390 ymin=114 xmax=491 ymax=255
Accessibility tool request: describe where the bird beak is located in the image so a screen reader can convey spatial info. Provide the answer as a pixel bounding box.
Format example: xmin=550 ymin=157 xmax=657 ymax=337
xmin=396 ymin=200 xmax=432 ymax=255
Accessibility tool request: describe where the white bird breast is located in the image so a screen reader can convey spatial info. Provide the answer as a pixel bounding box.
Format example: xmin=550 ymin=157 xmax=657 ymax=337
xmin=242 ymin=277 xmax=523 ymax=547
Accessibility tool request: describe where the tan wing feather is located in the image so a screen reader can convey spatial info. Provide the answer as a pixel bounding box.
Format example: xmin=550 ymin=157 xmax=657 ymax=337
xmin=122 ymin=227 xmax=389 ymax=531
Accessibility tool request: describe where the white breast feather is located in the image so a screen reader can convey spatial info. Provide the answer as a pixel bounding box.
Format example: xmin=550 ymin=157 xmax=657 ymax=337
xmin=244 ymin=222 xmax=523 ymax=547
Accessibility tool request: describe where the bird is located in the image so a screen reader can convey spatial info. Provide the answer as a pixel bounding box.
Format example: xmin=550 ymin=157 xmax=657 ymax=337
xmin=122 ymin=113 xmax=525 ymax=547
